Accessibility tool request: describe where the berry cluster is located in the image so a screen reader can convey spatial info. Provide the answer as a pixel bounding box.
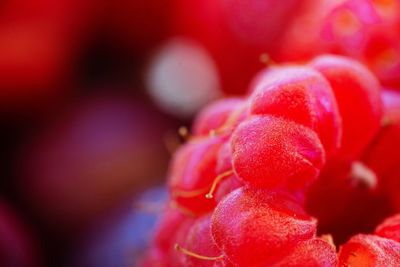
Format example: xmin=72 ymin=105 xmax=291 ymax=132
xmin=141 ymin=54 xmax=400 ymax=266
xmin=279 ymin=0 xmax=400 ymax=89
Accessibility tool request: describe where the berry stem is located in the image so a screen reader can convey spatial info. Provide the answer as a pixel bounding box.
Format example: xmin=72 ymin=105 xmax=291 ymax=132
xmin=172 ymin=187 xmax=209 ymax=198
xmin=174 ymin=243 xmax=224 ymax=261
xmin=205 ymin=170 xmax=234 ymax=199
xmin=169 ymin=201 xmax=197 ymax=217
xmin=172 ymin=170 xmax=234 ymax=199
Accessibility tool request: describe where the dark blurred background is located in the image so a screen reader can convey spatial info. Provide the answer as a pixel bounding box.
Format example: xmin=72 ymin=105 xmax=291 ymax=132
xmin=0 ymin=0 xmax=240 ymax=266
xmin=0 ymin=1 xmax=184 ymax=266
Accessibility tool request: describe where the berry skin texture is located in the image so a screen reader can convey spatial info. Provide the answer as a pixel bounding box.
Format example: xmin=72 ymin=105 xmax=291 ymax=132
xmin=279 ymin=0 xmax=400 ymax=88
xmin=153 ymin=209 xmax=190 ymax=253
xmin=375 ymin=213 xmax=400 ymax=243
xmin=310 ymin=54 xmax=382 ymax=160
xmin=271 ymin=238 xmax=338 ymax=267
xmin=216 ymin=141 xmax=234 ymax=174
xmin=180 ymin=214 xmax=233 ymax=267
xmin=249 ymin=66 xmax=342 ymax=157
xmin=211 ymin=187 xmax=317 ymax=267
xmin=361 ymin=27 xmax=400 ymax=89
xmin=168 ymin=135 xmax=225 ymax=214
xmin=192 ymin=98 xmax=245 ymax=136
xmin=147 ymin=209 xmax=194 ymax=266
xmin=338 ymin=234 xmax=400 ymax=267
xmin=169 ymin=217 xmax=199 ymax=266
xmin=213 ymin=141 xmax=243 ymax=202
xmin=231 ymin=115 xmax=325 ymax=191
xmin=213 ymin=174 xmax=242 ymax=204
xmin=219 ymin=102 xmax=250 ymax=135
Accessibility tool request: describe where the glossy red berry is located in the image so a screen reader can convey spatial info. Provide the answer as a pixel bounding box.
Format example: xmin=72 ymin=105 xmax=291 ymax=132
xmin=375 ymin=213 xmax=400 ymax=243
xmin=211 ymin=141 xmax=243 ymax=202
xmin=178 ymin=214 xmax=232 ymax=267
xmin=169 ymin=217 xmax=198 ymax=266
xmin=215 ymin=141 xmax=233 ymax=174
xmin=168 ymin=135 xmax=225 ymax=214
xmin=279 ymin=0 xmax=400 ymax=89
xmin=310 ymin=54 xmax=382 ymax=160
xmin=153 ymin=209 xmax=191 ymax=253
xmin=217 ymin=101 xmax=250 ymax=136
xmin=211 ymin=187 xmax=317 ymax=267
xmin=231 ymin=115 xmax=325 ymax=191
xmin=272 ymin=238 xmax=338 ymax=267
xmin=249 ymin=66 xmax=342 ymax=157
xmin=338 ymin=234 xmax=400 ymax=267
xmin=192 ymin=98 xmax=245 ymax=136
xmin=361 ymin=27 xmax=400 ymax=89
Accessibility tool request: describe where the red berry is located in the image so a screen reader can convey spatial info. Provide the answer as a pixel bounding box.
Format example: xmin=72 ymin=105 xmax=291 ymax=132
xmin=279 ymin=0 xmax=400 ymax=88
xmin=169 ymin=217 xmax=198 ymax=266
xmin=375 ymin=213 xmax=400 ymax=243
xmin=213 ymin=175 xmax=242 ymax=204
xmin=361 ymin=27 xmax=400 ymax=89
xmin=249 ymin=66 xmax=342 ymax=157
xmin=310 ymin=54 xmax=382 ymax=160
xmin=273 ymin=238 xmax=338 ymax=267
xmin=338 ymin=234 xmax=400 ymax=267
xmin=231 ymin=115 xmax=325 ymax=191
xmin=149 ymin=210 xmax=195 ymax=266
xmin=215 ymin=141 xmax=233 ymax=174
xmin=168 ymin=135 xmax=225 ymax=214
xmin=153 ymin=209 xmax=191 ymax=253
xmin=193 ymin=98 xmax=245 ymax=136
xmin=144 ymin=52 xmax=394 ymax=267
xmin=216 ymin=101 xmax=251 ymax=136
xmin=178 ymin=214 xmax=231 ymax=267
xmin=211 ymin=187 xmax=317 ymax=267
